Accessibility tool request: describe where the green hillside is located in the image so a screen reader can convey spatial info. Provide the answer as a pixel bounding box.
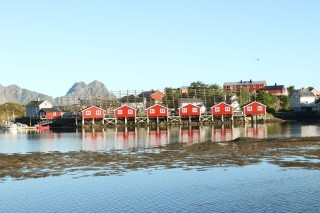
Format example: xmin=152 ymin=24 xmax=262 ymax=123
xmin=0 ymin=103 xmax=26 ymax=123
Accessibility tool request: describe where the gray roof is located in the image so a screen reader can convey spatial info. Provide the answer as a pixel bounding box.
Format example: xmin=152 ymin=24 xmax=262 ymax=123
xmin=264 ymin=85 xmax=285 ymax=90
xmin=224 ymin=80 xmax=266 ymax=86
xmin=293 ymin=89 xmax=316 ymax=98
xmin=26 ymin=101 xmax=45 ymax=107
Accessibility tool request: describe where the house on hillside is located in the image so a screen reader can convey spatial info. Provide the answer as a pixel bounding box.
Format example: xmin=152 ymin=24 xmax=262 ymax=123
xmin=223 ymin=80 xmax=267 ymax=92
xmin=120 ymin=95 xmax=146 ymax=111
xmin=290 ymin=88 xmax=318 ymax=112
xmin=264 ymin=84 xmax=287 ymax=96
xmin=138 ymin=90 xmax=166 ymax=104
xmin=26 ymin=100 xmax=53 ymax=118
xmin=39 ymin=108 xmax=63 ymax=119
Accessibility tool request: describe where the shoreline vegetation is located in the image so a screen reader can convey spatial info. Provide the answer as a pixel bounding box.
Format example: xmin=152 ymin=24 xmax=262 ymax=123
xmin=1 ymin=136 xmax=320 ymax=182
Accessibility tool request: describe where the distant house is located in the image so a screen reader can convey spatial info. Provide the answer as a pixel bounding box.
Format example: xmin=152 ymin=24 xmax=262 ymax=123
xmin=223 ymin=80 xmax=267 ymax=92
xmin=39 ymin=108 xmax=63 ymax=119
xmin=243 ymin=101 xmax=267 ymax=116
xmin=26 ymin=100 xmax=53 ymax=118
xmin=180 ymin=87 xmax=188 ymax=95
xmin=179 ymin=104 xmax=201 ymax=117
xmin=290 ymin=89 xmax=318 ymax=112
xmin=120 ymin=95 xmax=146 ymax=110
xmin=264 ymin=84 xmax=287 ymax=96
xmin=138 ymin=90 xmax=166 ymax=104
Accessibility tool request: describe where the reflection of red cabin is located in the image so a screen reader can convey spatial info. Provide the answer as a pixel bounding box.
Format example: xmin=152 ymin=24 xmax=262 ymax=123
xmin=81 ymin=106 xmax=105 ymax=119
xmin=147 ymin=104 xmax=168 ymax=117
xmin=114 ymin=105 xmax=137 ymax=118
xmin=211 ymin=102 xmax=233 ymax=116
xmin=39 ymin=108 xmax=63 ymax=119
xmin=179 ymin=104 xmax=201 ymax=117
xmin=243 ymin=101 xmax=266 ymax=115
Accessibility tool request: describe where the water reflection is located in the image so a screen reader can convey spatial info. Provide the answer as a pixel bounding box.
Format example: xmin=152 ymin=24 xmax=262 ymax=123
xmin=0 ymin=123 xmax=320 ymax=154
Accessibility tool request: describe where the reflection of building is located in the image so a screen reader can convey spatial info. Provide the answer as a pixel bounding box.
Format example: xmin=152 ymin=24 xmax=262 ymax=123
xmin=147 ymin=128 xmax=169 ymax=147
xmin=212 ymin=127 xmax=234 ymax=142
xmin=245 ymin=125 xmax=267 ymax=138
xmin=114 ymin=128 xmax=138 ymax=150
xmin=82 ymin=129 xmax=106 ymax=151
xmin=179 ymin=127 xmax=201 ymax=145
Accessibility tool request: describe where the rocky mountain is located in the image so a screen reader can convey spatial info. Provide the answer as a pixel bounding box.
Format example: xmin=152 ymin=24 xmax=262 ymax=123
xmin=0 ymin=84 xmax=53 ymax=105
xmin=53 ymin=80 xmax=113 ymax=106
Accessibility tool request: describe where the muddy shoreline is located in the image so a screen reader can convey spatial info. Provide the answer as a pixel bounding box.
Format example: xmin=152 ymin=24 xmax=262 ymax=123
xmin=1 ymin=136 xmax=320 ymax=181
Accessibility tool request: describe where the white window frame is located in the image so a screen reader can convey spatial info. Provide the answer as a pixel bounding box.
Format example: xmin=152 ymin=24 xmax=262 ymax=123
xmin=259 ymin=85 xmax=263 ymax=88
xmin=118 ymin=110 xmax=123 ymax=115
xmin=258 ymin=106 xmax=263 ymax=111
xmin=225 ymin=107 xmax=230 ymax=112
xmin=192 ymin=108 xmax=198 ymax=113
xmin=150 ymin=109 xmax=155 ymax=114
xmin=86 ymin=111 xmax=91 ymax=116
xmin=160 ymin=109 xmax=166 ymax=114
xmin=96 ymin=110 xmax=101 ymax=115
xmin=53 ymin=112 xmax=57 ymax=116
xmin=247 ymin=106 xmax=252 ymax=111
xmin=128 ymin=109 xmax=134 ymax=115
xmin=215 ymin=107 xmax=220 ymax=112
xmin=182 ymin=108 xmax=187 ymax=113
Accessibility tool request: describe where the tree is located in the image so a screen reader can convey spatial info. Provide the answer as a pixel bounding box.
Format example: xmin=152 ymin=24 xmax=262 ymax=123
xmin=256 ymin=90 xmax=277 ymax=112
xmin=280 ymin=95 xmax=290 ymax=111
xmin=238 ymin=88 xmax=251 ymax=105
xmin=287 ymin=85 xmax=295 ymax=97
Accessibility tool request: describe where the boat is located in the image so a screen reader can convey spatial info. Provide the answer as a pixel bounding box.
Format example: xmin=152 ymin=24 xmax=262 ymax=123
xmin=2 ymin=121 xmax=18 ymax=130
xmin=36 ymin=125 xmax=50 ymax=130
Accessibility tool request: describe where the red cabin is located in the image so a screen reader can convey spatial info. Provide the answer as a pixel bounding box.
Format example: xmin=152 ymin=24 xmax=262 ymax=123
xmin=114 ymin=105 xmax=137 ymax=119
xmin=81 ymin=106 xmax=105 ymax=119
xmin=39 ymin=108 xmax=63 ymax=119
xmin=151 ymin=91 xmax=166 ymax=103
xmin=147 ymin=104 xmax=169 ymax=117
xmin=211 ymin=102 xmax=233 ymax=116
xmin=179 ymin=104 xmax=201 ymax=117
xmin=243 ymin=101 xmax=266 ymax=115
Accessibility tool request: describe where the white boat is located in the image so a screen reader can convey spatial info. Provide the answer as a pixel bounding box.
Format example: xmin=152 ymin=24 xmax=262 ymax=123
xmin=2 ymin=121 xmax=18 ymax=130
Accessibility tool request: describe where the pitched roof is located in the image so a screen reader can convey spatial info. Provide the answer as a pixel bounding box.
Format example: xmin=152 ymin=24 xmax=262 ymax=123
xmin=80 ymin=105 xmax=105 ymax=112
xmin=39 ymin=108 xmax=62 ymax=113
xmin=264 ymin=85 xmax=285 ymax=90
xmin=26 ymin=101 xmax=45 ymax=107
xmin=293 ymin=89 xmax=316 ymax=98
xmin=224 ymin=80 xmax=266 ymax=86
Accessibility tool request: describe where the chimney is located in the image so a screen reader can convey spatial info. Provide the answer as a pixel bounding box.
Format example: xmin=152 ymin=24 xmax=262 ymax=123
xmin=275 ymin=83 xmax=277 ymax=86
xmin=250 ymin=79 xmax=252 ymax=83
xmin=240 ymin=80 xmax=243 ymax=83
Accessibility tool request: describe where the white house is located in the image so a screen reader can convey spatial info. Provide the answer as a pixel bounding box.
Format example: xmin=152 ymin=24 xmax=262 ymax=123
xmin=290 ymin=89 xmax=318 ymax=112
xmin=26 ymin=100 xmax=54 ymax=118
xmin=178 ymin=98 xmax=206 ymax=113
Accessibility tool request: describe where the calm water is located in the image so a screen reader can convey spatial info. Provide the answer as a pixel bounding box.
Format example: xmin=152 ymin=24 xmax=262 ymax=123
xmin=1 ymin=122 xmax=320 ymax=212
xmin=1 ymin=122 xmax=320 ymax=154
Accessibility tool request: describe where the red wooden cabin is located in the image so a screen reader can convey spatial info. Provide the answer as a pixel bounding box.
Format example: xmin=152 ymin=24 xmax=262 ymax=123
xmin=211 ymin=102 xmax=233 ymax=116
xmin=114 ymin=105 xmax=137 ymax=119
xmin=146 ymin=104 xmax=169 ymax=117
xmin=243 ymin=101 xmax=266 ymax=115
xmin=179 ymin=104 xmax=201 ymax=117
xmin=81 ymin=106 xmax=105 ymax=119
xmin=39 ymin=108 xmax=63 ymax=119
xmin=151 ymin=91 xmax=166 ymax=103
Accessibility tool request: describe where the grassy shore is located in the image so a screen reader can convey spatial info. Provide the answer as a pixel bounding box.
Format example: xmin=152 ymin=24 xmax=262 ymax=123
xmin=1 ymin=136 xmax=320 ymax=182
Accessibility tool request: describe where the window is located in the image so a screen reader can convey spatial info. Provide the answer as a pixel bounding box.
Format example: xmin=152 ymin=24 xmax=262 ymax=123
xmin=258 ymin=106 xmax=263 ymax=111
xmin=259 ymin=85 xmax=263 ymax=88
xmin=118 ymin=110 xmax=123 ymax=115
xmin=192 ymin=108 xmax=198 ymax=113
xmin=215 ymin=107 xmax=220 ymax=112
xmin=150 ymin=109 xmax=155 ymax=114
xmin=247 ymin=106 xmax=252 ymax=111
xmin=160 ymin=109 xmax=166 ymax=114
xmin=96 ymin=110 xmax=101 ymax=115
xmin=225 ymin=107 xmax=230 ymax=112
xmin=182 ymin=108 xmax=187 ymax=113
xmin=53 ymin=112 xmax=56 ymax=116
xmin=253 ymin=85 xmax=256 ymax=88
xmin=86 ymin=111 xmax=91 ymax=116
xmin=128 ymin=110 xmax=133 ymax=115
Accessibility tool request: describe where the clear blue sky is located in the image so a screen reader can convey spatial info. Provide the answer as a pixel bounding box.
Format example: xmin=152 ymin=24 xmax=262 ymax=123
xmin=0 ymin=0 xmax=319 ymax=97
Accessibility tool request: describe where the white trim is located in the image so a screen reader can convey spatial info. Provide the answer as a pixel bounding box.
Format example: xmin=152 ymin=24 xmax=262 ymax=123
xmin=225 ymin=107 xmax=230 ymax=112
xmin=215 ymin=107 xmax=220 ymax=112
xmin=150 ymin=109 xmax=155 ymax=114
xmin=96 ymin=110 xmax=101 ymax=115
xmin=86 ymin=111 xmax=91 ymax=116
xmin=182 ymin=108 xmax=187 ymax=113
xmin=160 ymin=109 xmax=166 ymax=114
xmin=247 ymin=106 xmax=252 ymax=111
xmin=128 ymin=110 xmax=134 ymax=115
xmin=257 ymin=106 xmax=263 ymax=111
xmin=118 ymin=110 xmax=123 ymax=115
xmin=192 ymin=108 xmax=198 ymax=113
